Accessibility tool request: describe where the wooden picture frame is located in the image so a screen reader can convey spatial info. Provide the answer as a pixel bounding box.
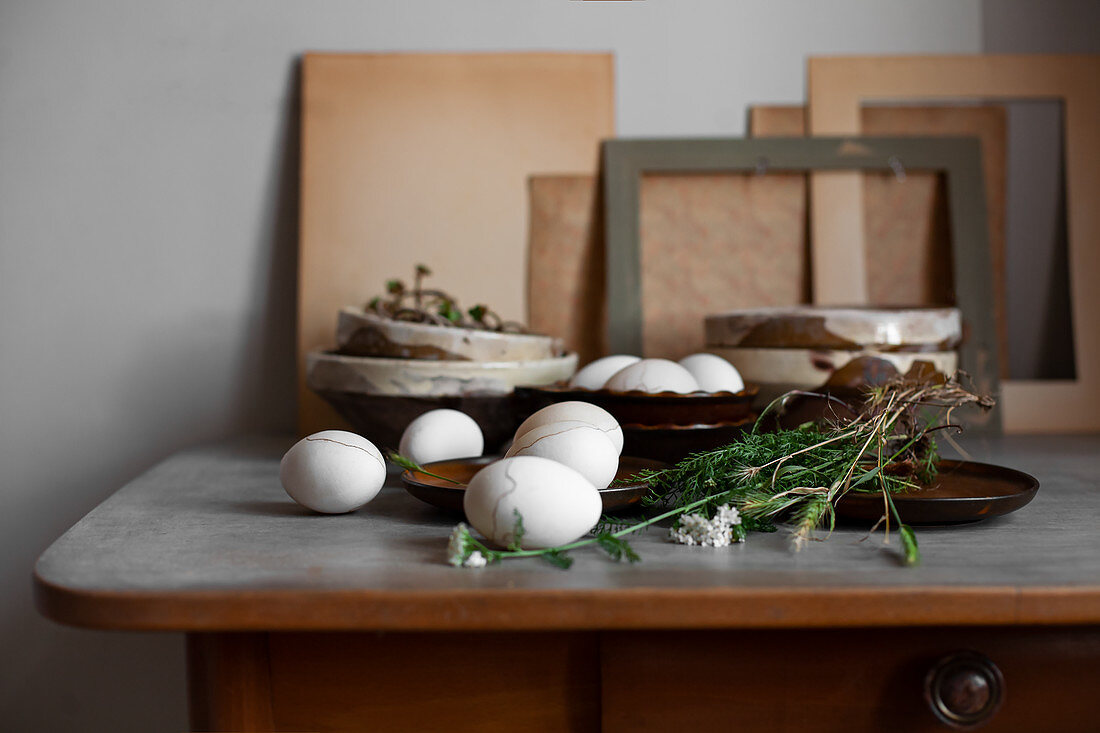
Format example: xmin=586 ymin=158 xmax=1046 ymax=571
xmin=807 ymin=55 xmax=1100 ymax=432
xmin=749 ymin=103 xmax=1010 ymax=378
xmin=603 ymin=136 xmax=1001 ymax=431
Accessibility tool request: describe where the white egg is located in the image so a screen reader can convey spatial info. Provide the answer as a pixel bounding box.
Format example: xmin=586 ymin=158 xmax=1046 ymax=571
xmin=279 ymin=430 xmax=387 ymax=514
xmin=569 ymin=354 xmax=641 ymax=390
xmin=464 ymin=456 xmax=602 ymax=548
xmin=679 ymin=353 xmax=745 ymax=393
xmin=505 ymin=420 xmax=619 ymax=490
xmin=514 ymin=401 xmax=623 ymax=454
xmin=399 ymin=409 xmax=484 ymax=465
xmin=604 ymin=358 xmax=700 ymax=394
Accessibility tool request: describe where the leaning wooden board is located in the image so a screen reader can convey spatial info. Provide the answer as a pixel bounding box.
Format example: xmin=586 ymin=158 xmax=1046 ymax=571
xmin=298 ymin=53 xmax=614 ymax=434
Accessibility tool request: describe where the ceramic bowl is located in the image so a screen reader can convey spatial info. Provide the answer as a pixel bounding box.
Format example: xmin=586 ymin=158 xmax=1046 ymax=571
xmin=514 ymin=383 xmax=758 ymax=427
xmin=706 ymin=347 xmax=958 ymax=403
xmin=307 ymin=350 xmax=578 ymax=397
xmin=705 ymin=306 xmax=962 ymax=352
xmin=705 ymin=306 xmax=962 ymax=406
xmin=336 ymin=308 xmax=562 ymax=362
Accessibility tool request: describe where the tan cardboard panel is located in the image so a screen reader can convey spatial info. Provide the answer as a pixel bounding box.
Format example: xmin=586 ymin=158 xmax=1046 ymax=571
xmin=298 ymin=53 xmax=614 ymax=434
xmin=528 ymin=173 xmax=809 ymax=362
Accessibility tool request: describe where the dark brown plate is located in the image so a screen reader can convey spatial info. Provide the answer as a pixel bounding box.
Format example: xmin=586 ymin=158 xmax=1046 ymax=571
xmin=834 ymin=459 xmax=1039 ymax=524
xmin=515 ymin=383 xmax=758 ymax=427
xmin=621 ymin=418 xmax=757 ymax=464
xmin=401 ymin=455 xmax=667 ymax=515
xmin=312 ymin=389 xmax=519 ymax=453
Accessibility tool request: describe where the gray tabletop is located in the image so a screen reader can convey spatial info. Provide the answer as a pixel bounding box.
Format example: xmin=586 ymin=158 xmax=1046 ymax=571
xmin=33 ymin=434 xmax=1100 ymax=631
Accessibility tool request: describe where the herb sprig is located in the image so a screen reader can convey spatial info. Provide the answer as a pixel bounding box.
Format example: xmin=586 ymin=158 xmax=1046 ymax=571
xmin=436 ymin=374 xmax=993 ymax=569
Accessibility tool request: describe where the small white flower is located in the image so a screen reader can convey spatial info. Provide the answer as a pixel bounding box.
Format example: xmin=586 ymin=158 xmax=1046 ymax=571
xmin=447 ymin=523 xmax=473 ymax=567
xmin=669 ymin=503 xmax=744 ymax=548
xmin=463 ymin=551 xmax=488 ymax=568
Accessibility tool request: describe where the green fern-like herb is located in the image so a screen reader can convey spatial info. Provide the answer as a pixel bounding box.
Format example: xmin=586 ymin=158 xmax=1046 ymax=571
xmin=596 ymin=533 xmax=641 ymax=563
xmin=445 ymin=375 xmax=992 ymax=569
xmin=507 ymin=509 xmax=526 ymax=552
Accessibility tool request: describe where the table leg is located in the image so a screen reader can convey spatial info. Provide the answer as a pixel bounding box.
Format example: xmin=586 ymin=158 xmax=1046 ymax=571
xmin=187 ymin=632 xmax=274 ymax=732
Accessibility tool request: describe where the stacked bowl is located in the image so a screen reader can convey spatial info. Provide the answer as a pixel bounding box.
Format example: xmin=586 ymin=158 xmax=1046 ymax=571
xmin=516 ymin=354 xmax=759 ymax=464
xmin=308 ymin=308 xmax=576 ymax=450
xmin=704 ymin=306 xmax=962 ymax=405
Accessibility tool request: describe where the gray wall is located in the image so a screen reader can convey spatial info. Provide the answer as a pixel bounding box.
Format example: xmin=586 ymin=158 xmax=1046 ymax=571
xmin=0 ymin=1 xmax=1020 ymax=730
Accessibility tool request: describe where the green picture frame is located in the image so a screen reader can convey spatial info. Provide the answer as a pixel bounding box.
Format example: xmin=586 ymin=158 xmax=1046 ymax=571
xmin=602 ymin=136 xmax=1000 ymax=432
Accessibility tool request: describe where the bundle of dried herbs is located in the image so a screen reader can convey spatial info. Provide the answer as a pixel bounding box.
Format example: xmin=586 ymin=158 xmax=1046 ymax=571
xmin=367 ymin=264 xmax=527 ymax=333
xmin=441 ymin=373 xmax=993 ymax=569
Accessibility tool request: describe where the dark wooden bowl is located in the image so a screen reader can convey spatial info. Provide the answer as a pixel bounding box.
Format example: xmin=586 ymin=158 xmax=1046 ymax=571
xmin=312 ymin=389 xmax=520 ymax=453
xmin=620 ymin=417 xmax=757 ymax=464
xmin=515 ymin=383 xmax=758 ymax=427
xmin=401 ymin=455 xmax=667 ymax=515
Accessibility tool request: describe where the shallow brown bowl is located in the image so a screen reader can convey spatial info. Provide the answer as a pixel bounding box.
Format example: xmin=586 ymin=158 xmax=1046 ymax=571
xmin=515 ymin=383 xmax=758 ymax=427
xmin=835 ymin=459 xmax=1039 ymax=525
xmin=401 ymin=455 xmax=667 ymax=515
xmin=621 ymin=418 xmax=757 ymax=464
xmin=312 ymin=390 xmax=519 ymax=454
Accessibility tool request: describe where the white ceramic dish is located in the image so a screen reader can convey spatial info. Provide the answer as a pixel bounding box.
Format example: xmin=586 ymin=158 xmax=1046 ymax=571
xmin=707 ymin=346 xmax=958 ymax=403
xmin=705 ymin=306 xmax=962 ymax=351
xmin=336 ymin=308 xmax=561 ymax=362
xmin=306 ymin=350 xmax=578 ymax=397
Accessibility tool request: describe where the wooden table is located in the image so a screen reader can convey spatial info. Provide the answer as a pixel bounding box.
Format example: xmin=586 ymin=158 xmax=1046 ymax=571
xmin=35 ymin=435 xmax=1100 ymax=732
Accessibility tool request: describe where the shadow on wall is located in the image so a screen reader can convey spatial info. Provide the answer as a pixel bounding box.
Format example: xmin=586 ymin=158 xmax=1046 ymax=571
xmin=4 ymin=60 xmax=302 ymax=732
xmin=236 ymin=59 xmax=302 ymax=432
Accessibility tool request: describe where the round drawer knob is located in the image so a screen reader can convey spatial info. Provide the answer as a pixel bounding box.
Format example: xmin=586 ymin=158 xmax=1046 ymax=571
xmin=924 ymin=651 xmax=1004 ymax=729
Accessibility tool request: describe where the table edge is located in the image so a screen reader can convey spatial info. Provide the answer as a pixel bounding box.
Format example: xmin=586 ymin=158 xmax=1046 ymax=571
xmin=33 ymin=572 xmax=1100 ymax=632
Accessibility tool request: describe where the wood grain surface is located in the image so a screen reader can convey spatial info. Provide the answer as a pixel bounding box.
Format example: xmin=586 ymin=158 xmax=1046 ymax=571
xmin=298 ymin=53 xmax=613 ymax=434
xmin=602 ymin=627 xmax=1100 ymax=732
xmin=185 ymin=626 xmax=1100 ymax=731
xmin=527 ymin=175 xmax=607 ymax=365
xmin=187 ymin=633 xmax=274 ymax=731
xmin=268 ymin=632 xmax=599 ymax=732
xmin=33 ymin=435 xmax=1100 ymax=632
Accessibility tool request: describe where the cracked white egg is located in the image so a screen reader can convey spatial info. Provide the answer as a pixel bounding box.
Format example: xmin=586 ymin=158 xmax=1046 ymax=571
xmin=399 ymin=409 xmax=484 ymax=465
xmin=569 ymin=354 xmax=640 ymax=390
xmin=463 ymin=456 xmax=602 ymax=548
xmin=505 ymin=419 xmax=618 ymax=490
xmin=279 ymin=430 xmax=387 ymax=514
xmin=679 ymin=353 xmax=745 ymax=393
xmin=514 ymin=401 xmax=623 ymax=454
xmin=604 ymin=358 xmax=700 ymax=394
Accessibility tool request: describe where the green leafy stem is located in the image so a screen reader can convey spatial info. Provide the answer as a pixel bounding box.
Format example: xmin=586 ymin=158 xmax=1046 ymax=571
xmin=450 ymin=492 xmax=722 ymax=570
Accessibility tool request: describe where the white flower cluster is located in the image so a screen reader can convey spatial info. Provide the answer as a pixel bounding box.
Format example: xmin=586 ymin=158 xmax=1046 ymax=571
xmin=669 ymin=504 xmax=743 ymax=547
xmin=447 ymin=523 xmax=471 ymax=566
xmin=447 ymin=523 xmax=490 ymax=568
xmin=463 ymin=550 xmax=487 ymax=568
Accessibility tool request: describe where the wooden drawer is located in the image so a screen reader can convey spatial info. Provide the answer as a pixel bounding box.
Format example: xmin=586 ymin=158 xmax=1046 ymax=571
xmin=266 ymin=631 xmax=600 ymax=732
xmin=601 ymin=627 xmax=1100 ymax=732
